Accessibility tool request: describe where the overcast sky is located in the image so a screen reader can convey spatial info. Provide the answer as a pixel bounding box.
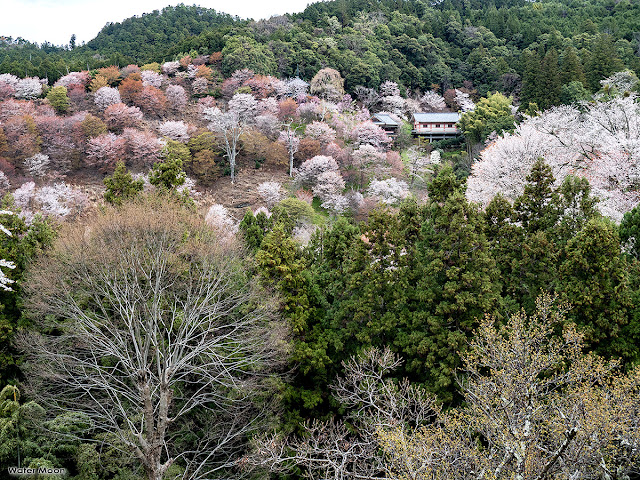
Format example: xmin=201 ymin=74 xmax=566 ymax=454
xmin=2 ymin=0 xmax=312 ymax=46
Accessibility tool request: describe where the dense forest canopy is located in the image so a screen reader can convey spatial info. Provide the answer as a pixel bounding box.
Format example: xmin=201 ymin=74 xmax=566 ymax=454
xmin=2 ymin=0 xmax=640 ymax=99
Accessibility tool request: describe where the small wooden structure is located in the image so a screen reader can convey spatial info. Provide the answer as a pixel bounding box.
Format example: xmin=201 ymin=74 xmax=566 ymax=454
xmin=412 ymin=113 xmax=461 ymax=140
xmin=372 ymin=113 xmax=400 ymax=137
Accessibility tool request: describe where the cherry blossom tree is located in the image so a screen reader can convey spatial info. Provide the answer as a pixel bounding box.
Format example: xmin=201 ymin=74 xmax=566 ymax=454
xmin=294 ymin=155 xmax=339 ymax=187
xmin=122 ymin=128 xmax=162 ymax=168
xmin=166 ymin=84 xmax=187 ymax=111
xmin=420 ymin=90 xmax=447 ymax=111
xmin=141 ymin=70 xmax=163 ymax=88
xmin=279 ymin=123 xmax=301 ymax=176
xmin=24 ymin=153 xmax=50 ymax=178
xmin=13 ymin=181 xmax=88 ymax=224
xmin=351 ymin=121 xmax=392 ymax=149
xmin=221 ymin=69 xmax=255 ymax=99
xmin=204 ymin=107 xmax=245 ymax=182
xmin=158 ymin=121 xmax=190 ymax=142
xmin=120 ymin=64 xmax=141 ymax=78
xmin=367 ymin=178 xmax=410 ymax=205
xmin=350 ymin=144 xmax=387 ymax=187
xmin=312 ymin=170 xmax=345 ymax=203
xmin=103 ymin=103 xmax=143 ymax=131
xmin=257 ymin=97 xmax=279 ymax=116
xmin=297 ymin=101 xmax=321 ymax=122
xmin=467 ymin=95 xmax=640 ymax=221
xmin=14 ymin=78 xmax=43 ymax=100
xmin=406 ymin=146 xmax=437 ymax=186
xmin=161 ymin=61 xmax=180 ymax=76
xmin=228 ymin=93 xmax=258 ymax=123
xmin=305 ymin=121 xmax=336 ymax=146
xmin=354 ymin=86 xmax=380 ymax=111
xmin=454 ymin=89 xmax=475 ymax=112
xmin=55 ymin=71 xmax=91 ymax=89
xmin=86 ymin=133 xmax=126 ymax=171
xmin=0 ymin=74 xmax=19 ymax=90
xmin=34 ymin=114 xmax=80 ymax=173
xmin=0 ymin=210 xmax=16 ymax=291
xmin=204 ymin=203 xmax=238 ymax=244
xmin=379 ymin=81 xmax=405 ymax=115
xmin=257 ymin=181 xmax=285 ymax=207
xmin=0 ymin=82 xmax=15 ymax=100
xmin=254 ymin=114 xmax=280 ymax=139
xmin=0 ymin=172 xmax=10 ymax=193
xmin=3 ymin=114 xmax=40 ymax=161
xmin=192 ymin=77 xmax=209 ymax=95
xmin=0 ymin=98 xmax=36 ymax=120
xmin=94 ymin=86 xmax=122 ymax=110
xmin=281 ymin=77 xmax=309 ymax=98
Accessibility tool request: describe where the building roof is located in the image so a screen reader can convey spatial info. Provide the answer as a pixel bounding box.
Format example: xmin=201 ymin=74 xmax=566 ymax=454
xmin=372 ymin=113 xmax=400 ymax=126
xmin=413 ymin=112 xmax=461 ymax=123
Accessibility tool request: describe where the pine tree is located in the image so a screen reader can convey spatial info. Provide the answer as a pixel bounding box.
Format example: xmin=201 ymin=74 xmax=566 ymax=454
xmin=559 ymin=46 xmax=586 ymax=86
xmin=103 ymin=161 xmax=144 ymax=206
xmin=558 ymin=219 xmax=636 ymax=362
xmin=514 ymin=158 xmax=559 ymax=234
xmin=402 ymin=167 xmax=501 ymax=401
xmin=540 ymin=48 xmax=561 ymax=109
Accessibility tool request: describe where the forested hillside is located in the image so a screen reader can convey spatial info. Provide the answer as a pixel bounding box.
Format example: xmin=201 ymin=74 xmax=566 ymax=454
xmin=3 ymin=0 xmax=640 ymax=105
xmin=1 ymin=0 xmax=640 ymax=478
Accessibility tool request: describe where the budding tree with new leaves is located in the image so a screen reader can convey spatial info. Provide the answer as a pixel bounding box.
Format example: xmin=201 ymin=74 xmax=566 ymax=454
xmin=378 ymin=294 xmax=640 ymax=480
xmin=18 ymin=199 xmax=287 ymax=480
xmin=309 ymin=68 xmax=345 ymax=102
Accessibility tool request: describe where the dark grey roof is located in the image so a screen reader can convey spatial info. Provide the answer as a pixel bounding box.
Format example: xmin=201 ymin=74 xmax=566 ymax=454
xmin=372 ymin=113 xmax=400 ymax=126
xmin=413 ymin=112 xmax=461 ymax=123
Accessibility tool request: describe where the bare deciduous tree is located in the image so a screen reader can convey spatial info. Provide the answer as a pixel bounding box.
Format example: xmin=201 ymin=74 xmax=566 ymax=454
xmin=250 ymin=347 xmax=438 ymax=480
xmin=18 ymin=198 xmax=287 ymax=480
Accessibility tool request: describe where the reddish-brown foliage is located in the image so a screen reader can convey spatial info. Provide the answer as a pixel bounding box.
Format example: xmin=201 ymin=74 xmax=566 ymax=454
xmin=119 ymin=77 xmax=144 ymax=105
xmin=134 ymin=86 xmax=166 ymax=117
xmin=195 ymin=65 xmax=213 ymax=80
xmin=209 ymin=52 xmax=223 ymax=66
xmin=278 ymin=98 xmax=298 ymax=120
xmin=295 ymin=138 xmax=322 ymax=162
